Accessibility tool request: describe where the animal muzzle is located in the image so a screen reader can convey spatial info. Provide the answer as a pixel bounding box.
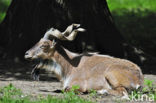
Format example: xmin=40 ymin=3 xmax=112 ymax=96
xmin=24 ymin=51 xmax=33 ymax=60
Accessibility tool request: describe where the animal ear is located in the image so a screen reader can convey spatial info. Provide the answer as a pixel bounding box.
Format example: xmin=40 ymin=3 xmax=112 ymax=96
xmin=51 ymin=39 xmax=57 ymax=49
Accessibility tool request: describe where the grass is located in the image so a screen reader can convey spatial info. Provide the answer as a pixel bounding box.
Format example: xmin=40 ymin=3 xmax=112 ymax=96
xmin=0 ymin=79 xmax=156 ymax=103
xmin=1 ymin=0 xmax=156 ymax=56
xmin=107 ymin=0 xmax=156 ymax=56
xmin=0 ymin=84 xmax=93 ymax=103
xmin=0 ymin=0 xmax=156 ymax=56
xmin=129 ymin=79 xmax=156 ymax=102
xmin=107 ymin=0 xmax=156 ymax=12
xmin=0 ymin=0 xmax=156 ymax=102
xmin=0 ymin=0 xmax=11 ymax=23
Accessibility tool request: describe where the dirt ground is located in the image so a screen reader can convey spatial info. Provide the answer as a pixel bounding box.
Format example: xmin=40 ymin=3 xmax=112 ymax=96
xmin=0 ymin=59 xmax=156 ymax=103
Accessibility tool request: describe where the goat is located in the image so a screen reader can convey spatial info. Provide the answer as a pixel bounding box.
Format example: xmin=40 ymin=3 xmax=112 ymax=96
xmin=25 ymin=24 xmax=144 ymax=99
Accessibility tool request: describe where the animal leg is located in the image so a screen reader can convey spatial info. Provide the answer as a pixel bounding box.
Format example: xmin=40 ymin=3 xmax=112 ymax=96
xmin=97 ymin=89 xmax=108 ymax=95
xmin=108 ymin=87 xmax=129 ymax=100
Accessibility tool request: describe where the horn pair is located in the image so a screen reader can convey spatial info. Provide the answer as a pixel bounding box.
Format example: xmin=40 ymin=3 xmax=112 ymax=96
xmin=43 ymin=24 xmax=85 ymax=41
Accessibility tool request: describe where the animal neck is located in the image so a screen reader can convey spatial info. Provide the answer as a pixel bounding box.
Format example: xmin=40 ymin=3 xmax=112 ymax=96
xmin=40 ymin=46 xmax=81 ymax=83
xmin=50 ymin=46 xmax=75 ymax=81
xmin=37 ymin=59 xmax=62 ymax=81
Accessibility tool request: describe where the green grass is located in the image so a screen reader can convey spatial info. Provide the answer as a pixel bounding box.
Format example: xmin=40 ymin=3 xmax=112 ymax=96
xmin=107 ymin=0 xmax=156 ymax=56
xmin=0 ymin=0 xmax=156 ymax=55
xmin=107 ymin=0 xmax=156 ymax=12
xmin=0 ymin=84 xmax=93 ymax=103
xmin=1 ymin=79 xmax=156 ymax=103
xmin=0 ymin=0 xmax=11 ymax=23
xmin=129 ymin=79 xmax=156 ymax=102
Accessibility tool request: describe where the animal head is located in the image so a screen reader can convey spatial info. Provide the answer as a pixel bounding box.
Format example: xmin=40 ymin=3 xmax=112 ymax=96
xmin=25 ymin=24 xmax=85 ymax=60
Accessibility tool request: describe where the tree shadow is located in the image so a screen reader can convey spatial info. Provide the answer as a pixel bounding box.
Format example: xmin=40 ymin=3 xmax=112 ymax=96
xmin=0 ymin=58 xmax=59 ymax=82
xmin=111 ymin=9 xmax=156 ymax=74
xmin=112 ymin=9 xmax=156 ymax=57
xmin=0 ymin=8 xmax=156 ymax=81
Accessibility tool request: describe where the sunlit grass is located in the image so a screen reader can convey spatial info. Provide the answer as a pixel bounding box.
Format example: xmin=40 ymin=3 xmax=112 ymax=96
xmin=0 ymin=0 xmax=12 ymax=23
xmin=107 ymin=0 xmax=156 ymax=56
xmin=0 ymin=84 xmax=92 ymax=103
xmin=0 ymin=0 xmax=156 ymax=55
xmin=107 ymin=0 xmax=156 ymax=12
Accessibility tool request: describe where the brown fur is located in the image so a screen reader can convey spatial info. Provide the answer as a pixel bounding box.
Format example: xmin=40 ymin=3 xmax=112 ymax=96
xmin=25 ymin=24 xmax=143 ymax=98
xmin=25 ymin=39 xmax=144 ymax=97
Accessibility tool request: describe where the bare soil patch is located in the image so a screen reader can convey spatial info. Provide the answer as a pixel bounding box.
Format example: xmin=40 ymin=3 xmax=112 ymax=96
xmin=0 ymin=59 xmax=156 ymax=103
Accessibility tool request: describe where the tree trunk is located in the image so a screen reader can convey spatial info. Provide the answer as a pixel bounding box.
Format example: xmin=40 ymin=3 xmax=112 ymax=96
xmin=0 ymin=0 xmax=155 ymax=69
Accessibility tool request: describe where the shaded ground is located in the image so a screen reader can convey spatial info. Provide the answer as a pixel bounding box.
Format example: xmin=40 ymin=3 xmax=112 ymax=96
xmin=0 ymin=59 xmax=156 ymax=103
xmin=112 ymin=10 xmax=156 ymax=57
